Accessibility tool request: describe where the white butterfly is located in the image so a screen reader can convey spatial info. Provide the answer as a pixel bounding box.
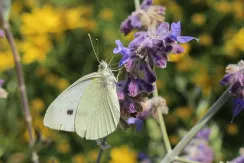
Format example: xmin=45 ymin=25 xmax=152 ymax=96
xmin=44 ymin=38 xmax=120 ymax=140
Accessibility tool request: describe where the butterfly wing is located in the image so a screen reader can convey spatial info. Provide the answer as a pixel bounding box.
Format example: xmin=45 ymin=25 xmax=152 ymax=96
xmin=44 ymin=72 xmax=102 ymax=132
xmin=75 ymin=77 xmax=120 ymax=140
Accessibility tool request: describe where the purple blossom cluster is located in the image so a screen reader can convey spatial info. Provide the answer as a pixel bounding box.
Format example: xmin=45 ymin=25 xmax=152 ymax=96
xmin=120 ymin=0 xmax=165 ymax=35
xmin=220 ymin=60 xmax=244 ymax=117
xmin=182 ymin=128 xmax=214 ymax=163
xmin=115 ymin=20 xmax=197 ymax=118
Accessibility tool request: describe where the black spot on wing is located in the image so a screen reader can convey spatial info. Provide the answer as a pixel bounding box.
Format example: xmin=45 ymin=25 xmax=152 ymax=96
xmin=67 ymin=109 xmax=74 ymax=115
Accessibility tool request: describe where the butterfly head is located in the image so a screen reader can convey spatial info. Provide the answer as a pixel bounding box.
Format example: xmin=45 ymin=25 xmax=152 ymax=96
xmin=99 ymin=60 xmax=108 ymax=70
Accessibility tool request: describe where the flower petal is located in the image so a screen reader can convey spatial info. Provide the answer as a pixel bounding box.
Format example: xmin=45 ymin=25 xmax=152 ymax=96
xmin=171 ymin=21 xmax=181 ymax=37
xmin=177 ymin=36 xmax=199 ymax=43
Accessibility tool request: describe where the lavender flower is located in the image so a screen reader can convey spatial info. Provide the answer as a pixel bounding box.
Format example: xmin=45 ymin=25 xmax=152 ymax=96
xmin=220 ymin=60 xmax=244 ymax=116
xmin=127 ymin=97 xmax=168 ymax=131
xmin=182 ymin=128 xmax=214 ymax=163
xmin=120 ymin=0 xmax=165 ymax=35
xmin=115 ymin=21 xmax=197 ymax=119
xmin=0 ymin=79 xmax=8 ymax=98
xmin=231 ymin=148 xmax=244 ymax=163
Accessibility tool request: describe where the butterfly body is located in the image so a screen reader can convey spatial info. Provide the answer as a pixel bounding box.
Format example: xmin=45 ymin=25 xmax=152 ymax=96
xmin=44 ymin=61 xmax=120 ymax=140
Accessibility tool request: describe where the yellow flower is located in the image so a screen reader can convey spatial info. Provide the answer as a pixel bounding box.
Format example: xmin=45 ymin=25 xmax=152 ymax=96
xmin=30 ymin=98 xmax=45 ymax=112
xmin=57 ymin=78 xmax=69 ymax=91
xmin=191 ymin=13 xmax=206 ymax=26
xmin=232 ymin=1 xmax=244 ymax=20
xmin=20 ymin=34 xmax=52 ymax=64
xmin=61 ymin=8 xmax=87 ymax=30
xmin=176 ymin=56 xmax=193 ymax=72
xmin=226 ymin=123 xmax=239 ymax=135
xmin=72 ymin=154 xmax=86 ymax=163
xmin=110 ymin=145 xmax=137 ymax=163
xmin=194 ymin=68 xmax=212 ymax=96
xmin=0 ymin=51 xmax=14 ymax=72
xmin=45 ymin=73 xmax=59 ymax=86
xmin=21 ymin=5 xmax=61 ymax=34
xmin=233 ymin=28 xmax=244 ymax=52
xmin=99 ymin=8 xmax=114 ymax=21
xmin=199 ymin=33 xmax=212 ymax=46
xmin=175 ymin=107 xmax=192 ymax=120
xmin=47 ymin=157 xmax=60 ymax=163
xmin=88 ymin=150 xmax=99 ymax=161
xmin=168 ymin=43 xmax=190 ymax=62
xmin=35 ymin=67 xmax=48 ymax=76
xmin=215 ymin=1 xmax=232 ymax=14
xmin=56 ymin=140 xmax=71 ymax=154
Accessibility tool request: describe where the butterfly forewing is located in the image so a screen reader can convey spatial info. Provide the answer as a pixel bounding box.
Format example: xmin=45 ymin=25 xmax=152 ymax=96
xmin=75 ymin=75 xmax=120 ymax=140
xmin=44 ymin=72 xmax=102 ymax=132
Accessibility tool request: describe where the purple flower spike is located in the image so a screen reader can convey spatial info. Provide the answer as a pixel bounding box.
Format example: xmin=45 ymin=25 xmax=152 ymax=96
xmin=113 ymin=40 xmax=131 ymax=66
xmin=170 ymin=21 xmax=199 ymax=43
xmin=127 ymin=117 xmax=143 ymax=131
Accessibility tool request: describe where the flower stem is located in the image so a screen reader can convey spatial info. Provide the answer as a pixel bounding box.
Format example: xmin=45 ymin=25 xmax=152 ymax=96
xmin=153 ymin=83 xmax=172 ymax=153
xmin=96 ymin=137 xmax=107 ymax=163
xmin=175 ymin=157 xmax=200 ymax=163
xmin=134 ymin=0 xmax=140 ymax=10
xmin=161 ymin=86 xmax=231 ymax=163
xmin=3 ymin=22 xmax=39 ymax=163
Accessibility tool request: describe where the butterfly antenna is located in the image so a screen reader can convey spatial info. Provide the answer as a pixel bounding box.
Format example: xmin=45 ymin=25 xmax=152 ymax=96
xmin=108 ymin=55 xmax=114 ymax=66
xmin=96 ymin=38 xmax=99 ymax=57
xmin=88 ymin=34 xmax=100 ymax=62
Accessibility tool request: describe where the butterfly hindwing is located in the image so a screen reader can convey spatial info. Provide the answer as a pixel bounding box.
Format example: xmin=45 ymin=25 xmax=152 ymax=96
xmin=44 ymin=72 xmax=102 ymax=132
xmin=75 ymin=77 xmax=120 ymax=140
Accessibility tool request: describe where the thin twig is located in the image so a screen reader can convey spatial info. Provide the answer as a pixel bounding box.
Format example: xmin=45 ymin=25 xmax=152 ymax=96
xmin=96 ymin=137 xmax=107 ymax=163
xmin=134 ymin=0 xmax=140 ymax=10
xmin=161 ymin=86 xmax=231 ymax=163
xmin=153 ymin=83 xmax=172 ymax=153
xmin=3 ymin=22 xmax=39 ymax=163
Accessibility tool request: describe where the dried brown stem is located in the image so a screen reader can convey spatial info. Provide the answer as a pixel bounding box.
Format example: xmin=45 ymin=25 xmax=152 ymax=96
xmin=3 ymin=22 xmax=39 ymax=163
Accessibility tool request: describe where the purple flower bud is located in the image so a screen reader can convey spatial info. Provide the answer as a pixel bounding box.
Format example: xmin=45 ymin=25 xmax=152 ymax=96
xmin=113 ymin=40 xmax=131 ymax=66
xmin=220 ymin=60 xmax=244 ymax=116
xmin=127 ymin=117 xmax=143 ymax=131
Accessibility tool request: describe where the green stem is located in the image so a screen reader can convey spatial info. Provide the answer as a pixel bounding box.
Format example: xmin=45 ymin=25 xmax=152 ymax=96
xmin=161 ymin=86 xmax=231 ymax=163
xmin=96 ymin=137 xmax=107 ymax=163
xmin=153 ymin=83 xmax=172 ymax=153
xmin=134 ymin=0 xmax=140 ymax=10
xmin=3 ymin=22 xmax=39 ymax=163
xmin=175 ymin=157 xmax=200 ymax=163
